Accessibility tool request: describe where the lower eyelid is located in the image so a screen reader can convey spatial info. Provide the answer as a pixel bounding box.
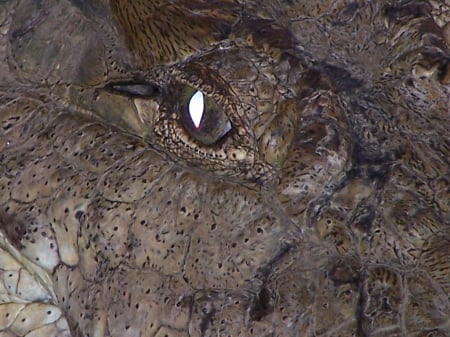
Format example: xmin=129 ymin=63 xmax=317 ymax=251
xmin=107 ymin=83 xmax=160 ymax=97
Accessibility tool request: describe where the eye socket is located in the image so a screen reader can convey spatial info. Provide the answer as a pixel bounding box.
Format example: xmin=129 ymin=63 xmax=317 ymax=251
xmin=179 ymin=86 xmax=232 ymax=145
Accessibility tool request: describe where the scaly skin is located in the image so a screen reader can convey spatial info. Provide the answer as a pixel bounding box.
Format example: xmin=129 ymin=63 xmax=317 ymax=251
xmin=0 ymin=0 xmax=449 ymax=336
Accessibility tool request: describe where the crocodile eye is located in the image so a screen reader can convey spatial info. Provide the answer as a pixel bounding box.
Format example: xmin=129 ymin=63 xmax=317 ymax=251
xmin=180 ymin=86 xmax=232 ymax=145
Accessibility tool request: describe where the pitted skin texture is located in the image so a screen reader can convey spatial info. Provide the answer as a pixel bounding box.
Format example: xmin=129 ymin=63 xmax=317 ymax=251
xmin=0 ymin=0 xmax=449 ymax=336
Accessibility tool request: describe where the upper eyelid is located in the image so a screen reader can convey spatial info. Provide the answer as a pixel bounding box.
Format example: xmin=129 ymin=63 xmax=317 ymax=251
xmin=105 ymin=82 xmax=161 ymax=98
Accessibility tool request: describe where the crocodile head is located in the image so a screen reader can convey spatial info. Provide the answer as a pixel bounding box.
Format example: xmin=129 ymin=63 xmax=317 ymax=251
xmin=0 ymin=1 xmax=449 ymax=336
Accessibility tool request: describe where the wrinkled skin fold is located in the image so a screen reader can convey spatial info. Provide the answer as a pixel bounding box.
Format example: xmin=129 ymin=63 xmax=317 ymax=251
xmin=0 ymin=0 xmax=449 ymax=336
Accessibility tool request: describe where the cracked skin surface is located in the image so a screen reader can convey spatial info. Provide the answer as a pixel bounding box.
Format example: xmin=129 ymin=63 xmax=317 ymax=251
xmin=0 ymin=0 xmax=449 ymax=336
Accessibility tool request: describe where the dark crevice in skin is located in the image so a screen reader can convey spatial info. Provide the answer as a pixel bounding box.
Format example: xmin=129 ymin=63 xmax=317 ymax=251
xmin=437 ymin=58 xmax=450 ymax=83
xmin=248 ymin=287 xmax=274 ymax=322
xmin=232 ymin=18 xmax=298 ymax=52
xmin=316 ymin=62 xmax=365 ymax=93
xmin=295 ymin=67 xmax=334 ymax=99
xmin=257 ymin=241 xmax=294 ymax=279
xmin=230 ymin=16 xmax=315 ymax=70
xmin=199 ymin=304 xmax=216 ymax=336
xmin=69 ymin=0 xmax=110 ymax=20
xmin=333 ymin=2 xmax=360 ymax=25
xmin=9 ymin=6 xmax=48 ymax=40
xmin=245 ymin=242 xmax=294 ymax=321
xmin=346 ymin=97 xmax=404 ymax=167
xmin=352 ymin=141 xmax=401 ymax=166
xmin=344 ymin=165 xmax=392 ymax=190
xmin=0 ymin=212 xmax=26 ymax=250
xmin=384 ymin=1 xmax=433 ymax=23
xmin=364 ymin=165 xmax=392 ymax=189
xmin=356 ymin=272 xmax=370 ymax=337
xmin=328 ymin=262 xmax=360 ymax=288
xmin=68 ymin=317 xmax=86 ymax=337
xmin=217 ymin=23 xmax=234 ymax=41
xmin=329 ymin=261 xmax=370 ymax=336
xmin=350 ymin=203 xmax=376 ymax=234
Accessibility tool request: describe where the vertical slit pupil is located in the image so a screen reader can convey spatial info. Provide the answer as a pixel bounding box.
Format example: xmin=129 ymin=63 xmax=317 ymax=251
xmin=188 ymin=90 xmax=205 ymax=128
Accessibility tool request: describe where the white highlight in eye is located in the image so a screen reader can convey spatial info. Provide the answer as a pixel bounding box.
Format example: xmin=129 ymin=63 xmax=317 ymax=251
xmin=223 ymin=120 xmax=232 ymax=135
xmin=188 ymin=90 xmax=204 ymax=128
